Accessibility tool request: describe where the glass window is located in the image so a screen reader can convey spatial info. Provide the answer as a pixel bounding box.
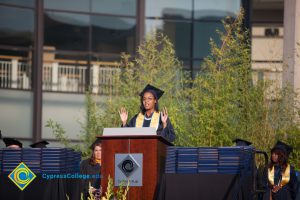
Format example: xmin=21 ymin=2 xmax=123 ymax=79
xmin=0 ymin=0 xmax=34 ymax=7
xmin=92 ymin=15 xmax=136 ymax=54
xmin=0 ymin=48 xmax=32 ymax=57
xmin=42 ymin=92 xmax=86 ymax=140
xmin=192 ymin=60 xmax=206 ymax=77
xmin=193 ymin=21 xmax=224 ymax=59
xmin=179 ymin=59 xmax=191 ymax=71
xmin=146 ymin=0 xmax=192 ymax=19
xmin=42 ymin=51 xmax=88 ymax=93
xmin=91 ymin=0 xmax=136 ymax=16
xmin=0 ymin=6 xmax=34 ymax=47
xmin=44 ymin=0 xmax=89 ymax=12
xmin=0 ymin=49 xmax=32 ymax=90
xmin=89 ymin=54 xmax=121 ymax=95
xmin=194 ymin=0 xmax=240 ymax=20
xmin=0 ymin=89 xmax=33 ymax=138
xmin=48 ymin=51 xmax=89 ymax=61
xmin=193 ymin=60 xmax=204 ymax=71
xmin=146 ymin=19 xmax=191 ymax=59
xmin=44 ymin=12 xmax=90 ymax=51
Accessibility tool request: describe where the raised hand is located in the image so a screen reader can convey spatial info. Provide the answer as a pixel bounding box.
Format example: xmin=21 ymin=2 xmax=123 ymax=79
xmin=272 ymin=185 xmax=282 ymax=193
xmin=161 ymin=107 xmax=168 ymax=128
xmin=119 ymin=107 xmax=128 ymax=126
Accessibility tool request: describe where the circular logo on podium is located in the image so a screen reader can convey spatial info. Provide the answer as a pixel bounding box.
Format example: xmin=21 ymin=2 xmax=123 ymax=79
xmin=118 ymin=155 xmax=139 ymax=177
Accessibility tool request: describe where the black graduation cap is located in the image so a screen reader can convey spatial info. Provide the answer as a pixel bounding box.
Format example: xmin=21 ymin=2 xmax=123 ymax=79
xmin=30 ymin=140 xmax=49 ymax=148
xmin=90 ymin=138 xmax=102 ymax=150
xmin=271 ymin=140 xmax=293 ymax=156
xmin=233 ymin=138 xmax=252 ymax=146
xmin=3 ymin=138 xmax=23 ymax=148
xmin=139 ymin=84 xmax=164 ymax=100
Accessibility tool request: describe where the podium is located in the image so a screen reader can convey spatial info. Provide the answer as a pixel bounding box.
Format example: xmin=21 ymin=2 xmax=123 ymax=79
xmin=99 ymin=134 xmax=173 ymax=200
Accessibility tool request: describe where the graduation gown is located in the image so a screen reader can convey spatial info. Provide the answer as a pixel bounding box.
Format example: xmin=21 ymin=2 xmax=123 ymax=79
xmin=80 ymin=159 xmax=101 ymax=199
xmin=123 ymin=112 xmax=175 ymax=142
xmin=264 ymin=164 xmax=299 ymax=200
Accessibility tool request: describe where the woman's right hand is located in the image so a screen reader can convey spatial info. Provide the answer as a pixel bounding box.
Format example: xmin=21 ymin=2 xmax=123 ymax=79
xmin=119 ymin=107 xmax=128 ymax=126
xmin=272 ymin=185 xmax=282 ymax=193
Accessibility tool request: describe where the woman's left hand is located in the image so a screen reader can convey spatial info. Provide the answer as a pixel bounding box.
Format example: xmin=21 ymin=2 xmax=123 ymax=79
xmin=161 ymin=107 xmax=168 ymax=128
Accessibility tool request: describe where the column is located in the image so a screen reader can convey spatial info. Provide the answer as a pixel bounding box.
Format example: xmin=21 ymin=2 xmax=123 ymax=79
xmin=282 ymin=0 xmax=300 ymax=92
xmin=92 ymin=64 xmax=99 ymax=94
xmin=52 ymin=62 xmax=58 ymax=91
xmin=11 ymin=59 xmax=18 ymax=88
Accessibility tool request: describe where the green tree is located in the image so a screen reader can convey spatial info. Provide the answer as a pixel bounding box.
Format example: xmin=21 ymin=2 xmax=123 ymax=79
xmin=183 ymin=11 xmax=255 ymax=147
xmin=181 ymin=10 xmax=300 ymax=168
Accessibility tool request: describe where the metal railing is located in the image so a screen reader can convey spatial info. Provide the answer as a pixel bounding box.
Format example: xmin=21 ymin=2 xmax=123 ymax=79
xmin=0 ymin=58 xmax=120 ymax=94
xmin=0 ymin=60 xmax=30 ymax=89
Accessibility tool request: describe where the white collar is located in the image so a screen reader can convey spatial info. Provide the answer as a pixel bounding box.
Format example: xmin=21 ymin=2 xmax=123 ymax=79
xmin=144 ymin=112 xmax=154 ymax=120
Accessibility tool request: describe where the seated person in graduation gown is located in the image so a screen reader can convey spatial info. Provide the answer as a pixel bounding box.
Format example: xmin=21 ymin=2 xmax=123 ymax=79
xmin=119 ymin=84 xmax=175 ymax=143
xmin=30 ymin=140 xmax=49 ymax=148
xmin=3 ymin=138 xmax=23 ymax=148
xmin=1 ymin=131 xmax=22 ymax=148
xmin=233 ymin=138 xmax=252 ymax=147
xmin=80 ymin=139 xmax=102 ymax=200
xmin=265 ymin=141 xmax=299 ymax=200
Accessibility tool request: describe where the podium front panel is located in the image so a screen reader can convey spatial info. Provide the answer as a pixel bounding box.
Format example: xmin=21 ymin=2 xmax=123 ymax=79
xmin=100 ymin=136 xmax=171 ymax=200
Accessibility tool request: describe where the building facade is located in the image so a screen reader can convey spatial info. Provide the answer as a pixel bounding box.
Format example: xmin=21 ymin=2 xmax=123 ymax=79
xmin=4 ymin=0 xmax=290 ymax=147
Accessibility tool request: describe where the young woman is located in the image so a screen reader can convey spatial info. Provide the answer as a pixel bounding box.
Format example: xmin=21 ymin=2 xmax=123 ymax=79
xmin=266 ymin=141 xmax=298 ymax=200
xmin=119 ymin=84 xmax=175 ymax=142
xmin=80 ymin=139 xmax=102 ymax=200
